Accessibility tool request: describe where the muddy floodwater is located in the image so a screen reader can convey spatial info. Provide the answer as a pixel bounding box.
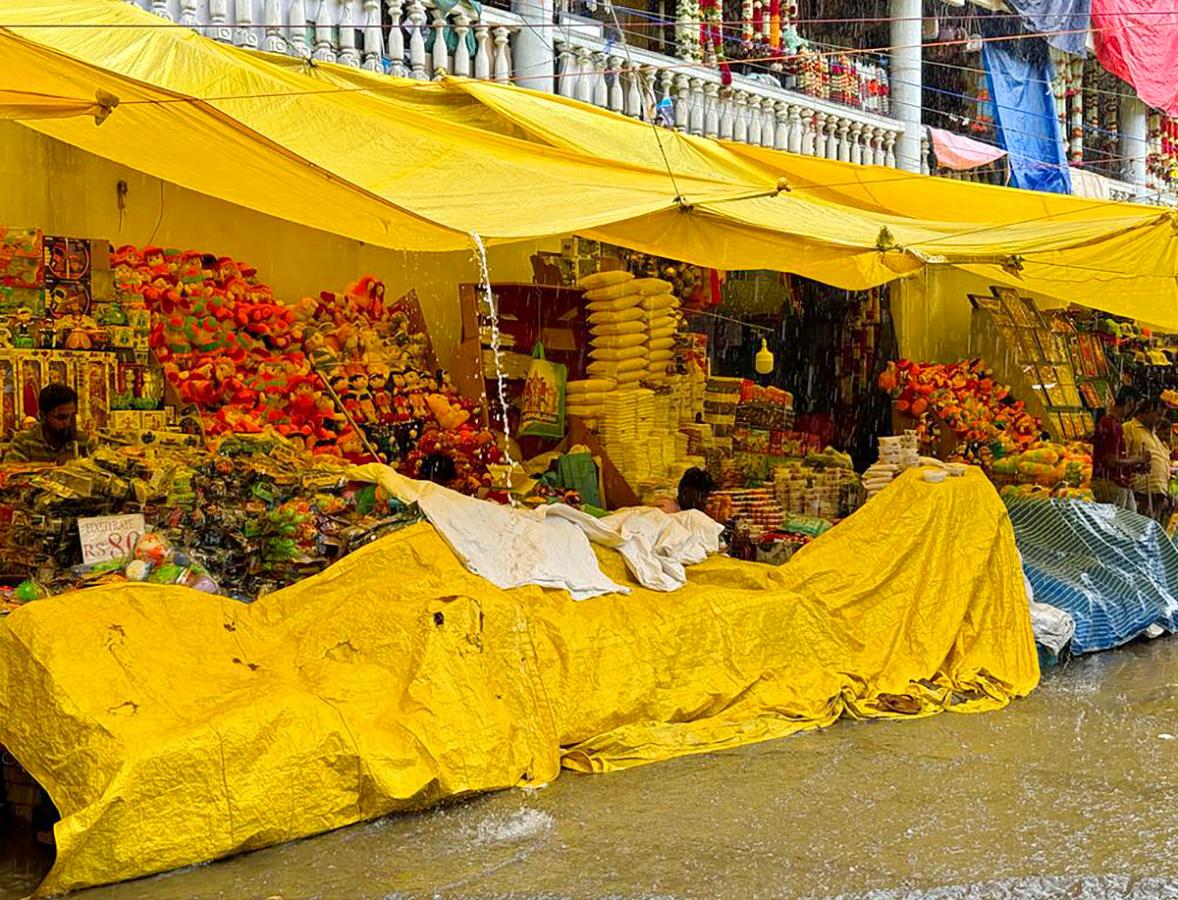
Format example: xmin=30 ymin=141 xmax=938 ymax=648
xmin=6 ymin=637 xmax=1178 ymax=899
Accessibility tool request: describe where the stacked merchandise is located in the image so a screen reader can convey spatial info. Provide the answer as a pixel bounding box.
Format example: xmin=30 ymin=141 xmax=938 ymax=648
xmin=990 ymin=442 xmax=1094 ymax=502
xmin=703 ymin=376 xmax=741 ymax=459
xmin=111 ymin=244 xmax=500 ymax=493
xmin=600 ymin=389 xmax=655 ymax=485
xmin=878 ymin=358 xmax=1042 ymax=465
xmin=635 ymin=277 xmax=680 ymax=383
xmin=0 ymin=438 xmax=423 ymax=606
xmin=565 ymin=377 xmax=613 ymax=428
xmin=0 ymin=227 xmax=164 ymax=440
xmin=863 ymin=432 xmax=919 ymax=500
xmin=773 ymin=459 xmax=862 ymax=519
xmin=582 ymin=271 xmax=648 ymax=390
xmin=968 ymin=286 xmax=1089 ymax=440
xmin=708 ymin=486 xmax=784 ymax=536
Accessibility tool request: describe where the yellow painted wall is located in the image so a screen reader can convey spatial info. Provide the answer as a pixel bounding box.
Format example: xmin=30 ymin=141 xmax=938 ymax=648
xmin=892 ymin=266 xmax=1068 ymax=363
xmin=0 ymin=122 xmax=555 ymax=367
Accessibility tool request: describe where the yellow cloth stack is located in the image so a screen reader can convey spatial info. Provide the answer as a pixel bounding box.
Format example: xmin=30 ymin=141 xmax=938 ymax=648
xmin=583 ymin=272 xmax=649 ymax=389
xmin=632 ymin=278 xmax=679 ymax=383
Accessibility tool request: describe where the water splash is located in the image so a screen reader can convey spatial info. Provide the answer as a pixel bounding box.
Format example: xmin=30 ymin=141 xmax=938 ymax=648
xmin=470 ymin=232 xmax=517 ymax=478
xmin=472 ymin=807 xmax=555 ymax=846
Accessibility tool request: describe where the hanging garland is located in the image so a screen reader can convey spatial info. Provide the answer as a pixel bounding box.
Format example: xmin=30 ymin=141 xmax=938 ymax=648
xmin=676 ymin=0 xmax=703 ymax=63
xmin=699 ymin=0 xmax=731 ymax=85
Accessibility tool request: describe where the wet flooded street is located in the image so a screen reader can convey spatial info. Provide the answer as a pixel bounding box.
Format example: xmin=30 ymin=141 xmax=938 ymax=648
xmin=8 ymin=637 xmax=1178 ymax=899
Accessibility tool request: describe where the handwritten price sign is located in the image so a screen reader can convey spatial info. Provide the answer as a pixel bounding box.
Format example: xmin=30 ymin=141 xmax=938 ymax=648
xmin=77 ymin=514 xmax=145 ymax=565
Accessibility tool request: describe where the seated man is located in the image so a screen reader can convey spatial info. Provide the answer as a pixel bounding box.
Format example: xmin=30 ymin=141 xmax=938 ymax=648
xmin=653 ymin=467 xmax=714 ymax=515
xmin=4 ymin=383 xmax=92 ymax=464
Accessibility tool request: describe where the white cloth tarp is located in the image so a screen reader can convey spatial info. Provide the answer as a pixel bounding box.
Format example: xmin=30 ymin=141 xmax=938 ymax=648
xmin=539 ymin=505 xmax=724 ymax=592
xmin=353 ymin=466 xmax=722 ymax=598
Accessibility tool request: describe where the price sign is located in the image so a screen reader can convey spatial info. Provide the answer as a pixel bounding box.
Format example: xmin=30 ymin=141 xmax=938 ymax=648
xmin=77 ymin=514 xmax=145 ymax=565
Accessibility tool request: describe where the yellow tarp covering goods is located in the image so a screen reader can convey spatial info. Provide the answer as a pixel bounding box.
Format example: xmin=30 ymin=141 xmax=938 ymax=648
xmin=3 ymin=0 xmax=1178 ymax=326
xmin=0 ymin=469 xmax=1039 ymax=894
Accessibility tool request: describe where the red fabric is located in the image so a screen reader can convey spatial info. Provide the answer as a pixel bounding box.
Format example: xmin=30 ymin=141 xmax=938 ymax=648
xmin=1093 ymin=0 xmax=1178 ymax=116
xmin=1093 ymin=413 xmax=1131 ymax=488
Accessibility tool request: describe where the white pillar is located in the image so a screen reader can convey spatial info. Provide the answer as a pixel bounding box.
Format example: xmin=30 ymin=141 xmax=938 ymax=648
xmin=889 ymin=0 xmax=922 ymax=173
xmin=512 ymin=0 xmax=554 ymax=92
xmin=1120 ymin=94 xmax=1149 ymax=188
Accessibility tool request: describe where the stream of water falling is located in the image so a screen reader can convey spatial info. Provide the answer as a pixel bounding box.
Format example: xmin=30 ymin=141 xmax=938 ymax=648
xmin=470 ymin=232 xmax=517 ymax=481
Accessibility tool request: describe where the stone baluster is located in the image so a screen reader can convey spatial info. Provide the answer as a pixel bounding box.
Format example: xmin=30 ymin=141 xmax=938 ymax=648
xmin=774 ymin=102 xmax=790 ymax=151
xmin=452 ymin=10 xmax=472 ymax=77
xmin=684 ymin=78 xmax=701 ymax=136
xmin=799 ymin=109 xmax=815 ymax=156
xmin=387 ymin=0 xmax=407 ymax=76
xmin=474 ymin=24 xmax=491 ymax=80
xmin=338 ymin=2 xmax=361 ymax=66
xmin=645 ymin=68 xmax=664 ymax=120
xmin=825 ymin=116 xmax=840 ymax=159
xmin=624 ymin=65 xmax=643 ymax=117
xmin=733 ymin=92 xmax=749 ymax=144
xmin=593 ymin=53 xmax=609 ymax=108
xmin=762 ymin=102 xmax=775 ymax=148
xmin=556 ymin=43 xmax=575 ymax=97
xmin=208 ymin=0 xmax=232 ymax=41
xmin=288 ymin=0 xmax=309 ymax=55
xmin=234 ymin=0 xmax=258 ymax=47
xmin=178 ymin=0 xmax=199 ymax=29
xmin=873 ymin=127 xmax=888 ymax=166
xmin=607 ymin=56 xmax=625 ymax=113
xmin=431 ymin=8 xmax=450 ymax=76
xmin=836 ymin=118 xmax=851 ymax=162
xmin=407 ymin=0 xmax=428 ymax=79
xmin=811 ymin=112 xmax=827 ymax=157
xmin=920 ymin=130 xmax=930 ymax=176
xmin=575 ymin=48 xmax=595 ymax=104
xmin=850 ymin=122 xmax=864 ymax=166
xmin=361 ymin=0 xmax=384 ymax=71
xmin=719 ymin=91 xmax=735 ymax=141
xmin=151 ymin=0 xmax=173 ymax=20
xmin=657 ymin=69 xmax=674 ymax=124
xmin=492 ymin=27 xmax=510 ymax=83
xmin=884 ymin=131 xmax=897 ymax=168
xmin=313 ymin=0 xmax=336 ymax=62
xmin=674 ymin=74 xmax=691 ymax=132
xmin=786 ymin=106 xmax=803 ymax=154
xmin=263 ymin=0 xmax=286 ymax=52
xmin=747 ymin=96 xmax=763 ymax=146
xmin=704 ymin=83 xmax=720 ymax=138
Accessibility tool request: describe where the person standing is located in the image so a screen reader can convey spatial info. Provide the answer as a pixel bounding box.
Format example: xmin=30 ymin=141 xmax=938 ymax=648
xmin=1092 ymin=386 xmax=1148 ymax=512
xmin=1125 ymin=396 xmax=1172 ymax=522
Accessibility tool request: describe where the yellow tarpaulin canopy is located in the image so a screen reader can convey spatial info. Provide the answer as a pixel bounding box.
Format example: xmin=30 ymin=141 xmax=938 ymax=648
xmin=2 ymin=0 xmax=1177 ymax=325
xmin=0 ymin=468 xmax=1037 ymax=894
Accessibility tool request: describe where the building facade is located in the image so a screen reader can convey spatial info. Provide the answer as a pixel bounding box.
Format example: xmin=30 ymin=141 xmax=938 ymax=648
xmin=127 ymin=0 xmax=1175 ymax=205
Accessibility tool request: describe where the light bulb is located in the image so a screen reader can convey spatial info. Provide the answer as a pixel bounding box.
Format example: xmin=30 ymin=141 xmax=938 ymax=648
xmin=755 ymin=337 xmax=774 ymax=375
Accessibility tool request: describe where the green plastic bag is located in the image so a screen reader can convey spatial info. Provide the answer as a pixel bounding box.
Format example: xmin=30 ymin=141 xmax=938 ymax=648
xmin=519 ymin=342 xmax=566 ymax=440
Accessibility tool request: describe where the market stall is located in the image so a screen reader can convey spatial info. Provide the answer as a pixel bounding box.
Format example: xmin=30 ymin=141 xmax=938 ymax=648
xmin=0 ymin=464 xmax=1038 ymax=895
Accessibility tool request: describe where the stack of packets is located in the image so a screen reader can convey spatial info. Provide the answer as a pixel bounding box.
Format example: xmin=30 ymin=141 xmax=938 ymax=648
xmin=703 ymin=376 xmax=741 ymax=454
xmin=581 ymin=271 xmax=649 ymax=389
xmin=864 ymin=432 xmax=920 ymax=501
xmin=636 ymin=277 xmax=679 ymax=383
xmin=564 ymin=377 xmax=614 ymax=428
xmin=0 ymin=435 xmax=423 ymax=606
xmin=707 ymin=487 xmax=785 ymax=536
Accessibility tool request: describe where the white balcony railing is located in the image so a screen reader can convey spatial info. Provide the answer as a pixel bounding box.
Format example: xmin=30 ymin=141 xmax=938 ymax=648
xmin=553 ymin=26 xmax=907 ymax=165
xmin=123 ymin=0 xmax=521 ymax=82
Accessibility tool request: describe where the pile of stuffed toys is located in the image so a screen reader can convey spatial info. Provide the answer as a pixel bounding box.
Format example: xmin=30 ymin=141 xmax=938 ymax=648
xmin=112 ymin=245 xmax=503 ymax=493
xmin=878 ymin=358 xmax=1042 ymax=462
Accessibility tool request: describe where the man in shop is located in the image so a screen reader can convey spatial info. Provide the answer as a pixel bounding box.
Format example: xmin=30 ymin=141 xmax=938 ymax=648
xmin=1125 ymin=395 xmax=1172 ymax=522
xmin=653 ymin=467 xmax=715 ymax=515
xmin=3 ymin=384 xmax=92 ymax=464
xmin=1092 ymin=386 xmax=1148 ymax=512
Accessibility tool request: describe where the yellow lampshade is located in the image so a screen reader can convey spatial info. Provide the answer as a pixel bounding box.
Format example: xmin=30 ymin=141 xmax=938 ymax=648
xmin=755 ymin=338 xmax=775 ymax=375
